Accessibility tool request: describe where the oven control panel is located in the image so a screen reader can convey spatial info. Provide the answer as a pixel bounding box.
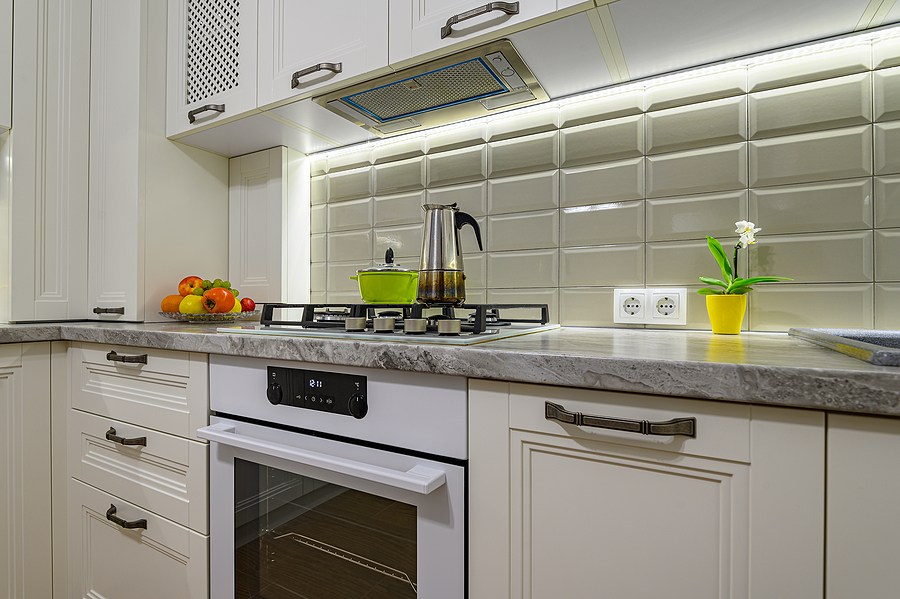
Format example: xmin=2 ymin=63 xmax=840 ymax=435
xmin=266 ymin=366 xmax=368 ymax=419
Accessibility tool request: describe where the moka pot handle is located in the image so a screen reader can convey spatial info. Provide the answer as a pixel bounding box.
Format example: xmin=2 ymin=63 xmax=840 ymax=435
xmin=455 ymin=211 xmax=483 ymax=251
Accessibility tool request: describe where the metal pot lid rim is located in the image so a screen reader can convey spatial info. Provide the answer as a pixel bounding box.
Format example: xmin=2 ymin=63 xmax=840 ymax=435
xmin=356 ymin=264 xmax=417 ymax=273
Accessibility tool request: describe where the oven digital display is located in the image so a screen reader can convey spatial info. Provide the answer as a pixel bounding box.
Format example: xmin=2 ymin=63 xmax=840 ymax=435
xmin=267 ymin=366 xmax=367 ymax=418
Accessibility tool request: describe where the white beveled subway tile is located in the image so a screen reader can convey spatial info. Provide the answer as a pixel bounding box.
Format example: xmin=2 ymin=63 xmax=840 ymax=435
xmin=876 ymin=284 xmax=900 ymax=329
xmin=326 ymin=230 xmax=374 ymax=264
xmin=374 ymin=223 xmax=424 ymax=261
xmin=310 ymin=233 xmax=326 ymax=263
xmin=749 ymin=230 xmax=874 ymax=284
xmin=326 ymin=147 xmax=373 ymax=173
xmin=327 ymin=197 xmax=373 ymax=232
xmin=876 ymin=175 xmax=900 ymax=228
xmin=876 ymin=229 xmax=900 ymax=281
xmin=487 ymin=209 xmax=559 ymax=251
xmin=326 ymin=290 xmax=365 ymax=304
xmin=560 ymin=158 xmax=643 ymax=207
xmin=874 ymin=66 xmax=900 ymax=122
xmin=647 ymin=191 xmax=747 ymax=242
xmin=372 ymin=137 xmax=426 ymax=164
xmin=310 ymin=204 xmax=327 ymax=234
xmin=644 ymin=68 xmax=747 ymax=112
xmin=560 ymin=114 xmax=643 ymax=169
xmin=487 ymin=287 xmax=559 ymax=323
xmin=487 ymin=106 xmax=559 ymax=142
xmin=310 ymin=175 xmax=327 ymax=205
xmin=559 ymin=88 xmax=643 ymax=129
xmin=310 ymin=157 xmax=327 ymax=177
xmin=374 ymin=190 xmax=426 ymax=227
xmin=426 ymin=181 xmax=487 ymax=216
xmin=559 ymin=288 xmax=626 ymax=328
xmin=309 ymin=262 xmax=326 ymax=292
xmin=425 ymin=121 xmax=488 ymax=154
xmin=560 ymin=244 xmax=644 ymax=287
xmin=487 ymin=249 xmax=558 ymax=288
xmin=326 ymin=261 xmax=372 ymax=293
xmin=488 ymin=131 xmax=559 ymax=178
xmin=874 ymin=36 xmax=900 ymax=70
xmin=425 ymin=144 xmax=487 ymax=187
xmin=560 ymin=200 xmax=643 ymax=247
xmin=875 ymin=121 xmax=900 ymax=175
xmin=373 ymin=156 xmax=425 ymax=195
xmin=646 ymin=143 xmax=748 ymax=198
xmin=327 ymin=166 xmax=373 ymax=202
xmin=310 ymin=291 xmax=327 ymax=303
xmin=647 ymin=239 xmax=748 ymax=287
xmin=750 ymin=178 xmax=873 ymax=235
xmin=749 ymin=126 xmax=872 ymax=188
xmin=461 ymin=252 xmax=486 ymax=289
xmin=748 ymin=45 xmax=871 ymax=93
xmin=749 ymin=73 xmax=872 ymax=140
xmin=749 ymin=283 xmax=874 ymax=331
xmin=647 ymin=96 xmax=747 ymax=155
xmin=488 ymin=171 xmax=559 ymax=215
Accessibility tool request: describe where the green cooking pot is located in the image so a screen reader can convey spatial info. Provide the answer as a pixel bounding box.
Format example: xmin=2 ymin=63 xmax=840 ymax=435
xmin=351 ymin=248 xmax=419 ymax=304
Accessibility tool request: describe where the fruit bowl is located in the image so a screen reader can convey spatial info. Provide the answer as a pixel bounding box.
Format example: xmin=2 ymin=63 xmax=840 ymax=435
xmin=159 ymin=310 xmax=261 ymax=324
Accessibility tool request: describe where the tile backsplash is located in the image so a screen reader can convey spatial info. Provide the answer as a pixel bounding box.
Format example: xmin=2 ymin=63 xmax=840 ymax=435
xmin=310 ymin=35 xmax=900 ymax=332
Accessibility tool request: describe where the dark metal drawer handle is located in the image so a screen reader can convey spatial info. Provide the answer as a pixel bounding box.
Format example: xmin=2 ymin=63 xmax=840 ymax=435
xmin=106 ymin=350 xmax=148 ymax=364
xmin=105 ymin=427 xmax=146 ymax=447
xmin=93 ymin=307 xmax=125 ymax=315
xmin=291 ymin=62 xmax=342 ymax=88
xmin=545 ymin=401 xmax=696 ymax=438
xmin=187 ymin=103 xmax=225 ymax=123
xmin=441 ymin=1 xmax=519 ymax=38
xmin=106 ymin=504 xmax=147 ymax=530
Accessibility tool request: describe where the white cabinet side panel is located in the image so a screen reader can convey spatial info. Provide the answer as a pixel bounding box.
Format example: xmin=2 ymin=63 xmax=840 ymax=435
xmin=0 ymin=0 xmax=11 ymax=130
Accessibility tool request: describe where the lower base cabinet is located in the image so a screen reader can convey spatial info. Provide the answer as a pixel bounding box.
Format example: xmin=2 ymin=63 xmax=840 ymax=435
xmin=469 ymin=380 xmax=826 ymax=599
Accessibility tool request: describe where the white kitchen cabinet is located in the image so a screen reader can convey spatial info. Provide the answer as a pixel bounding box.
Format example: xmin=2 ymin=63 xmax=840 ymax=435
xmin=229 ymin=147 xmax=310 ymax=304
xmin=469 ymin=380 xmax=825 ymax=599
xmin=826 ymin=413 xmax=900 ymax=598
xmin=0 ymin=0 xmax=11 ymax=130
xmin=388 ymin=0 xmax=594 ymax=66
xmin=0 ymin=343 xmax=52 ymax=598
xmin=257 ymin=0 xmax=391 ymax=108
xmin=89 ymin=0 xmax=228 ymax=322
xmin=167 ymin=0 xmax=259 ymax=138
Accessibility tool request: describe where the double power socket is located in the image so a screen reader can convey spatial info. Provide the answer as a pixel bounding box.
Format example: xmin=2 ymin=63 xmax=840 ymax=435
xmin=613 ymin=288 xmax=688 ymax=325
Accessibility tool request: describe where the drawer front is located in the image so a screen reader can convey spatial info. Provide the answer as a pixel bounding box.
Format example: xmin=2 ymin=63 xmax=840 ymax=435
xmin=509 ymin=382 xmax=751 ymax=462
xmin=69 ymin=478 xmax=209 ymax=599
xmin=69 ymin=409 xmax=209 ymax=534
xmin=70 ymin=343 xmax=209 ymax=440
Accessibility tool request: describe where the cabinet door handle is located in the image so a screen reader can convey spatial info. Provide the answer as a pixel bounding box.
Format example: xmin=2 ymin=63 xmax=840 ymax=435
xmin=545 ymin=402 xmax=696 ymax=438
xmin=441 ymin=1 xmax=519 ymax=39
xmin=105 ymin=427 xmax=147 ymax=447
xmin=291 ymin=62 xmax=342 ymax=88
xmin=93 ymin=306 xmax=125 ymax=315
xmin=106 ymin=504 xmax=147 ymax=530
xmin=187 ymin=103 xmax=225 ymax=123
xmin=106 ymin=350 xmax=148 ymax=364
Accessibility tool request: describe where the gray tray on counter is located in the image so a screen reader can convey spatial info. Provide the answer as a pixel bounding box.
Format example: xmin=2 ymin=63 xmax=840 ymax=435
xmin=788 ymin=328 xmax=900 ymax=366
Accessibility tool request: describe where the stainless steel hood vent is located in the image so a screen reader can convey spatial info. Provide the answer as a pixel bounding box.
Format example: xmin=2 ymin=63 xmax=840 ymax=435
xmin=314 ymin=39 xmax=548 ymax=137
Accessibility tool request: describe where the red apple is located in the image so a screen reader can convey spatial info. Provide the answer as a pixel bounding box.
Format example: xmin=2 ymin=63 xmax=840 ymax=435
xmin=178 ymin=275 xmax=204 ymax=296
xmin=240 ymin=298 xmax=256 ymax=312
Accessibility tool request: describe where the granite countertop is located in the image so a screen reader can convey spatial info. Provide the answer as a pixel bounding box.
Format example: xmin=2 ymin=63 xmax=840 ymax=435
xmin=3 ymin=321 xmax=899 ymax=417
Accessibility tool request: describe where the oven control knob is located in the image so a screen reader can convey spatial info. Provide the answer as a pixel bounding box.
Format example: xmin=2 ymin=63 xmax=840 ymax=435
xmin=266 ymin=382 xmax=283 ymax=405
xmin=348 ymin=393 xmax=368 ymax=419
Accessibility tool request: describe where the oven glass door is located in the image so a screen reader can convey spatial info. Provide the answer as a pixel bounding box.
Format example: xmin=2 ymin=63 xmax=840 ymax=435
xmin=201 ymin=416 xmax=466 ymax=599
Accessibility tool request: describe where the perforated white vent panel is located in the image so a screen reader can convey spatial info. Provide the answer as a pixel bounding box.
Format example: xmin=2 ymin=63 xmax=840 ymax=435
xmin=186 ymin=0 xmax=240 ymax=105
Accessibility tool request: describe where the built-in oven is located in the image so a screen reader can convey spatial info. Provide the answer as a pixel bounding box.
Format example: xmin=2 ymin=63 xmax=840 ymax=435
xmin=199 ymin=354 xmax=467 ymax=599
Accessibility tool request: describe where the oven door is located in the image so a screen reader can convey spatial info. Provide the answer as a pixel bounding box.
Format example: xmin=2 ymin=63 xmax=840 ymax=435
xmin=199 ymin=416 xmax=466 ymax=599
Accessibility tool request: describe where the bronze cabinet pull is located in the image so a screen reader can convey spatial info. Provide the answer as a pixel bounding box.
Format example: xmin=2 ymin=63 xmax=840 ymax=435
xmin=105 ymin=427 xmax=147 ymax=447
xmin=545 ymin=401 xmax=696 ymax=437
xmin=106 ymin=350 xmax=148 ymax=364
xmin=187 ymin=103 xmax=225 ymax=123
xmin=93 ymin=307 xmax=125 ymax=315
xmin=441 ymin=2 xmax=519 ymax=39
xmin=291 ymin=62 xmax=342 ymax=88
xmin=106 ymin=504 xmax=147 ymax=530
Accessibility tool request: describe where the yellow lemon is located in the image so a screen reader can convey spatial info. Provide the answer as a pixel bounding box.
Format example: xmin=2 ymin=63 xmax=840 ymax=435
xmin=228 ymin=299 xmax=241 ymax=313
xmin=179 ymin=294 xmax=206 ymax=314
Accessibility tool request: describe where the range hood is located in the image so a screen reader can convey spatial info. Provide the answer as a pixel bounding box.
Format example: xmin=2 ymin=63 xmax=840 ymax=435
xmin=313 ymin=39 xmax=548 ymax=137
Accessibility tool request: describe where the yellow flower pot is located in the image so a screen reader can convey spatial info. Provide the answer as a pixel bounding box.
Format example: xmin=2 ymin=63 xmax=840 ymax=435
xmin=706 ymin=294 xmax=747 ymax=334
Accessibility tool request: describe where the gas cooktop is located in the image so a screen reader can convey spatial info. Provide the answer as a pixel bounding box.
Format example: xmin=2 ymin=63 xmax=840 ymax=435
xmin=217 ymin=302 xmax=559 ymax=345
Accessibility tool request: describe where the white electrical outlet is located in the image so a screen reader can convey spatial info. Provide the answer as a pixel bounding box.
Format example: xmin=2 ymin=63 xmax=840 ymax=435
xmin=614 ymin=288 xmax=688 ymax=325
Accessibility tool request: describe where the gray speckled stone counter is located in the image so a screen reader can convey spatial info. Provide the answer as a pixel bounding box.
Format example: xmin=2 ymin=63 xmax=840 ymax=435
xmin=3 ymin=322 xmax=900 ymax=416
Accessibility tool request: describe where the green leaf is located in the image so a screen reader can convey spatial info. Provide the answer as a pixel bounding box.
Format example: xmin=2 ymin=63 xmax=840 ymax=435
xmin=697 ymin=288 xmax=724 ymax=295
xmin=731 ymin=287 xmax=753 ymax=295
xmin=699 ymin=276 xmax=728 ymax=288
xmin=706 ymin=236 xmax=732 ymax=284
xmin=726 ymin=276 xmax=792 ymax=294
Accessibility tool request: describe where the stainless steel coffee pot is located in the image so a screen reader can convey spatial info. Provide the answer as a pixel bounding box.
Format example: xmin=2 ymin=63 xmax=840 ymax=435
xmin=417 ymin=203 xmax=483 ymax=305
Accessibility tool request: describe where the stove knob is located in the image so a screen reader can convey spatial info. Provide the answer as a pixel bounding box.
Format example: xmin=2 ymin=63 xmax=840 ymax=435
xmin=266 ymin=382 xmax=283 ymax=405
xmin=348 ymin=393 xmax=368 ymax=419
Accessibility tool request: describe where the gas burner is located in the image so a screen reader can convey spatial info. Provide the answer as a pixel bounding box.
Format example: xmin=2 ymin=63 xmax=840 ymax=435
xmin=315 ymin=309 xmax=350 ymax=322
xmin=468 ymin=308 xmax=500 ymax=324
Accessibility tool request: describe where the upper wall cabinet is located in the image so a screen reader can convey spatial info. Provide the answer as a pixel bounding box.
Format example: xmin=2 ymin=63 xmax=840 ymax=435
xmin=0 ymin=0 xmax=11 ymax=130
xmin=167 ymin=0 xmax=259 ymax=138
xmin=257 ymin=0 xmax=391 ymax=109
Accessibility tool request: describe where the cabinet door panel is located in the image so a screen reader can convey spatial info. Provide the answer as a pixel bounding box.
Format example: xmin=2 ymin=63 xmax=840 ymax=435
xmin=0 ymin=0 xmax=10 ymax=130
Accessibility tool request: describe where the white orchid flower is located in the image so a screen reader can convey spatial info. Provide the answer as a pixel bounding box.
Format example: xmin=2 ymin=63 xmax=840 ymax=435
xmin=735 ymin=220 xmax=760 ymax=246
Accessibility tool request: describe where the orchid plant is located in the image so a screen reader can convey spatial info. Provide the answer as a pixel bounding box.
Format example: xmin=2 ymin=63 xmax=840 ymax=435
xmin=698 ymin=221 xmax=792 ymax=295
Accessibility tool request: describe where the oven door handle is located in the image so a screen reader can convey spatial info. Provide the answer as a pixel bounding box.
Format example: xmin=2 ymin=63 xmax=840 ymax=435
xmin=197 ymin=422 xmax=447 ymax=495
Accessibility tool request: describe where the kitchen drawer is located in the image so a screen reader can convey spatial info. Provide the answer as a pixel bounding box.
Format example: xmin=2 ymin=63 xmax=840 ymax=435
xmin=508 ymin=382 xmax=751 ymax=462
xmin=69 ymin=478 xmax=208 ymax=599
xmin=69 ymin=409 xmax=209 ymax=534
xmin=69 ymin=342 xmax=209 ymax=440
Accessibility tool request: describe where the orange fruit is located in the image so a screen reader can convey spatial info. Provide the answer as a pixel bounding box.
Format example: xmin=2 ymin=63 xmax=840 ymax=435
xmin=160 ymin=294 xmax=184 ymax=313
